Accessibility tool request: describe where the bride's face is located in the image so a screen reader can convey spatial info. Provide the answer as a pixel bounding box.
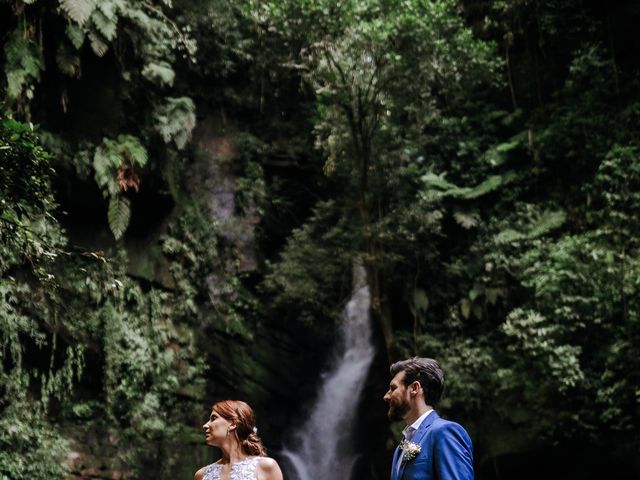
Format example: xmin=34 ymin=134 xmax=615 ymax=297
xmin=202 ymin=409 xmax=234 ymax=446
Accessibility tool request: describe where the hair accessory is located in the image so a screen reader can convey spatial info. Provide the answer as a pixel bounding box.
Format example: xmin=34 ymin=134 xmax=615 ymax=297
xmin=253 ymin=427 xmax=258 ymax=434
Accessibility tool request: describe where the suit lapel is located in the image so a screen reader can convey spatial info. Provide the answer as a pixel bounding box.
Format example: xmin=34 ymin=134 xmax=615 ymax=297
xmin=391 ymin=444 xmax=402 ymax=480
xmin=410 ymin=410 xmax=439 ymax=446
xmin=397 ymin=410 xmax=439 ymax=480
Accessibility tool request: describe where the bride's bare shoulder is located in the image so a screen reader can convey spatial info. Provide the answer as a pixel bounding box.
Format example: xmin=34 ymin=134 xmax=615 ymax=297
xmin=257 ymin=457 xmax=283 ymax=480
xmin=194 ymin=466 xmax=207 ymax=480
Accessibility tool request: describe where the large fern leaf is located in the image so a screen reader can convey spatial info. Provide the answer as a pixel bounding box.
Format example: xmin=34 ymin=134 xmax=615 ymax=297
xmin=59 ymin=0 xmax=97 ymax=26
xmin=66 ymin=24 xmax=85 ymax=50
xmin=4 ymin=28 xmax=43 ymax=99
xmin=91 ymin=3 xmax=119 ymax=41
xmin=88 ymin=32 xmax=109 ymax=57
xmin=142 ymin=62 xmax=175 ymax=87
xmin=108 ymin=195 xmax=131 ymax=240
xmin=422 ymin=171 xmax=517 ymax=200
xmin=56 ymin=44 xmax=81 ymax=78
xmin=94 ymin=140 xmax=121 ymax=196
xmin=153 ymin=97 xmax=196 ymax=150
xmin=495 ymin=210 xmax=566 ymax=244
xmin=118 ymin=135 xmax=148 ymax=167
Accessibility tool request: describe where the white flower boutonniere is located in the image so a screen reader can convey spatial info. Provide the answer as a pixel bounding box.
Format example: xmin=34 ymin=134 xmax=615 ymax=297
xmin=400 ymin=439 xmax=421 ymax=463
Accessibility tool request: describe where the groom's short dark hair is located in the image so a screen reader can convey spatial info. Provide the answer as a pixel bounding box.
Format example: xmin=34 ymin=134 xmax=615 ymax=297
xmin=390 ymin=357 xmax=444 ymax=407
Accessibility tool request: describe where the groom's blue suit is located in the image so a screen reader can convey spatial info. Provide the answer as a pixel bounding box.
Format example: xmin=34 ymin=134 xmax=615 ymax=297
xmin=391 ymin=411 xmax=474 ymax=480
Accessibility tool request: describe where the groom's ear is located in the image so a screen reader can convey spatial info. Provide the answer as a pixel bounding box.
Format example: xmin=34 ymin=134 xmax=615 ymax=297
xmin=409 ymin=381 xmax=421 ymax=396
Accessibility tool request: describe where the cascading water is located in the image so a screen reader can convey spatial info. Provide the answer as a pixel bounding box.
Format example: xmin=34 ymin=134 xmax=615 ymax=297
xmin=281 ymin=263 xmax=376 ymax=480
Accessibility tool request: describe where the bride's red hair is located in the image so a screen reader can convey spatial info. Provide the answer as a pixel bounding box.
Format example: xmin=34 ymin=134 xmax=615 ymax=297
xmin=212 ymin=400 xmax=267 ymax=456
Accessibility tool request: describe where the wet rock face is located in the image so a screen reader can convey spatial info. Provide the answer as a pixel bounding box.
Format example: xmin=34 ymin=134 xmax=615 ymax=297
xmin=189 ymin=114 xmax=259 ymax=274
xmin=65 ymin=450 xmax=130 ymax=480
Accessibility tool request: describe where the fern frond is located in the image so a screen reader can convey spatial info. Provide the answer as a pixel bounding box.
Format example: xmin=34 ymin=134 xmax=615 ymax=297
xmin=56 ymin=45 xmax=81 ymax=78
xmin=4 ymin=28 xmax=43 ymax=99
xmin=59 ymin=0 xmax=97 ymax=26
xmin=91 ymin=6 xmax=118 ymax=41
xmin=142 ymin=62 xmax=175 ymax=87
xmin=495 ymin=210 xmax=566 ymax=244
xmin=108 ymin=195 xmax=131 ymax=240
xmin=94 ymin=141 xmax=121 ymax=196
xmin=423 ymin=171 xmax=517 ymax=200
xmin=94 ymin=136 xmax=148 ymax=197
xmin=153 ymin=97 xmax=196 ymax=150
xmin=118 ymin=135 xmax=148 ymax=167
xmin=66 ymin=24 xmax=85 ymax=50
xmin=454 ymin=211 xmax=480 ymax=229
xmin=421 ymin=172 xmax=457 ymax=191
xmin=88 ymin=32 xmax=108 ymax=57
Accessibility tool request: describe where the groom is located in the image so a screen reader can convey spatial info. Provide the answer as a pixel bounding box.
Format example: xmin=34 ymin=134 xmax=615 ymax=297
xmin=384 ymin=357 xmax=474 ymax=480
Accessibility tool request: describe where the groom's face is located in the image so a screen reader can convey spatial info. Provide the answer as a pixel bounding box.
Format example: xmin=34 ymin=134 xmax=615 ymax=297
xmin=384 ymin=371 xmax=411 ymax=421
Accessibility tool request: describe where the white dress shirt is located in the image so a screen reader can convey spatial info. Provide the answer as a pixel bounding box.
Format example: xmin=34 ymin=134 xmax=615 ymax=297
xmin=403 ymin=408 xmax=433 ymax=441
xmin=397 ymin=408 xmax=434 ymax=474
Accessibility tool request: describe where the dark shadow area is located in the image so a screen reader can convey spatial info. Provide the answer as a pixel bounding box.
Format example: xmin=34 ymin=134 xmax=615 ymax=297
xmin=478 ymin=443 xmax=640 ymax=480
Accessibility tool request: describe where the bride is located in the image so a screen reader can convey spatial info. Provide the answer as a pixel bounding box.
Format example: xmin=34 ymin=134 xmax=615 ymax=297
xmin=195 ymin=400 xmax=284 ymax=480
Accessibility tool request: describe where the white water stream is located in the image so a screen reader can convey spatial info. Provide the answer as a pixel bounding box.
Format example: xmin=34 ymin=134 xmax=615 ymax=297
xmin=281 ymin=263 xmax=375 ymax=480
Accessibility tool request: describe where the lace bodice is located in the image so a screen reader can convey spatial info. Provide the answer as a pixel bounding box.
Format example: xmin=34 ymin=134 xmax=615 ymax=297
xmin=202 ymin=456 xmax=260 ymax=480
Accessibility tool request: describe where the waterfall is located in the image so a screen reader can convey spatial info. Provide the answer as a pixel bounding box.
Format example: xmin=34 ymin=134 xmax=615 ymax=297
xmin=282 ymin=263 xmax=375 ymax=480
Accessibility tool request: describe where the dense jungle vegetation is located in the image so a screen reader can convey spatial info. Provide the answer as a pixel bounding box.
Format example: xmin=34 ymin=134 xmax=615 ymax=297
xmin=1 ymin=0 xmax=640 ymax=479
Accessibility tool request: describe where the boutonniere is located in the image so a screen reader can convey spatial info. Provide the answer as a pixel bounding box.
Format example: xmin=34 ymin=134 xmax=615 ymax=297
xmin=400 ymin=439 xmax=421 ymax=463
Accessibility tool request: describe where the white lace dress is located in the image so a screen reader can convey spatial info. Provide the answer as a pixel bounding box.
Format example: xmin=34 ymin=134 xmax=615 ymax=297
xmin=202 ymin=456 xmax=261 ymax=480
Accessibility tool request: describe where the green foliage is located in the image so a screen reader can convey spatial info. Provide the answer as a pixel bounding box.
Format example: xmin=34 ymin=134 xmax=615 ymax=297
xmin=143 ymin=61 xmax=176 ymax=87
xmin=108 ymin=196 xmax=131 ymax=240
xmin=0 ymin=395 xmax=70 ymax=480
xmin=91 ymin=1 xmax=120 ymax=41
xmin=494 ymin=208 xmax=566 ymax=244
xmin=0 ymin=117 xmax=52 ymax=212
xmin=1 ymin=115 xmax=207 ymax=479
xmin=422 ymin=172 xmax=516 ymax=200
xmin=4 ymin=28 xmax=43 ymax=102
xmin=153 ymin=97 xmax=196 ymax=149
xmin=60 ymin=0 xmax=98 ymax=26
xmin=502 ymin=308 xmax=584 ymax=392
xmin=0 ymin=117 xmax=74 ymax=480
xmin=3 ymin=0 xmax=640 ymax=476
xmin=264 ymin=200 xmax=353 ymax=326
xmin=93 ymin=134 xmax=147 ymax=238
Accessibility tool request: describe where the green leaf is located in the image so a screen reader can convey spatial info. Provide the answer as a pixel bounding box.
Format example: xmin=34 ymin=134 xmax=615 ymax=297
xmin=495 ymin=210 xmax=567 ymax=244
xmin=88 ymin=32 xmax=108 ymax=57
xmin=154 ymin=97 xmax=196 ymax=149
xmin=142 ymin=62 xmax=176 ymax=87
xmin=4 ymin=28 xmax=43 ymax=100
xmin=59 ymin=0 xmax=97 ymax=26
xmin=94 ymin=140 xmax=120 ymax=195
xmin=460 ymin=298 xmax=471 ymax=319
xmin=91 ymin=8 xmax=118 ymax=41
xmin=108 ymin=195 xmax=130 ymax=240
xmin=410 ymin=288 xmax=429 ymax=317
xmin=118 ymin=135 xmax=148 ymax=167
xmin=422 ymin=172 xmax=516 ymax=200
xmin=93 ymin=135 xmax=147 ymax=197
xmin=56 ymin=44 xmax=81 ymax=78
xmin=66 ymin=24 xmax=86 ymax=50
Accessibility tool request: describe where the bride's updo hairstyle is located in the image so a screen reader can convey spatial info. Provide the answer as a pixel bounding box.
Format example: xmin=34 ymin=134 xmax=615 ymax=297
xmin=212 ymin=400 xmax=267 ymax=456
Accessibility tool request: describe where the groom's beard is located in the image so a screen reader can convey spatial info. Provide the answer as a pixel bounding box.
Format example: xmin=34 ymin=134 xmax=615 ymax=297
xmin=387 ymin=398 xmax=410 ymax=421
